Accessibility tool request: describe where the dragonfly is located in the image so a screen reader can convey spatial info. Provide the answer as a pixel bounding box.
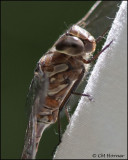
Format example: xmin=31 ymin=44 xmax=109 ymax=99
xmin=21 ymin=1 xmax=121 ymax=159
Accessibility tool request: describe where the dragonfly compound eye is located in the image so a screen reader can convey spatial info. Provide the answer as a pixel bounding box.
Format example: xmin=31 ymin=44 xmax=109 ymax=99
xmin=55 ymin=35 xmax=85 ymax=56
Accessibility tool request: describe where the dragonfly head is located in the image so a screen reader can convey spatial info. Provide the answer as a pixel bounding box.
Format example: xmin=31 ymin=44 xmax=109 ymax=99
xmin=55 ymin=25 xmax=96 ymax=57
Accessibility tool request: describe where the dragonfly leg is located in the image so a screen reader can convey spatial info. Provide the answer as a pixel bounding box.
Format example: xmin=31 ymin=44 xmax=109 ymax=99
xmin=72 ymin=91 xmax=94 ymax=101
xmin=65 ymin=106 xmax=70 ymax=122
xmin=81 ymin=40 xmax=113 ymax=64
xmin=96 ymin=26 xmax=111 ymax=43
xmin=51 ymin=110 xmax=62 ymax=156
xmin=56 ymin=107 xmax=70 ymax=144
xmin=57 ymin=110 xmax=62 ymax=143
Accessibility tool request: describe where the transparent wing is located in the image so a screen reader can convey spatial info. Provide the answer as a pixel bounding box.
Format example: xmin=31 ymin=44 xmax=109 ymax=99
xmin=77 ymin=1 xmax=121 ymax=38
xmin=21 ymin=109 xmax=36 ymax=159
xmin=21 ymin=63 xmax=49 ymax=159
xmin=26 ymin=62 xmax=49 ymax=115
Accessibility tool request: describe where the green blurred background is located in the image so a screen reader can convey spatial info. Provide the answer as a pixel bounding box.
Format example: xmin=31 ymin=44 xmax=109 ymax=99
xmin=1 ymin=1 xmax=95 ymax=159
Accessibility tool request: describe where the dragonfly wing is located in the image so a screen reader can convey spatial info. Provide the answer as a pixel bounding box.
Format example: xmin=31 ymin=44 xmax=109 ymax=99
xmin=78 ymin=1 xmax=121 ymax=38
xmin=21 ymin=111 xmax=36 ymax=159
xmin=21 ymin=63 xmax=49 ymax=159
